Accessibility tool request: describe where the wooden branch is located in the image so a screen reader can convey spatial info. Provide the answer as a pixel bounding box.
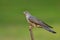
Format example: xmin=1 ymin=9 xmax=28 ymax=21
xmin=29 ymin=26 xmax=34 ymax=40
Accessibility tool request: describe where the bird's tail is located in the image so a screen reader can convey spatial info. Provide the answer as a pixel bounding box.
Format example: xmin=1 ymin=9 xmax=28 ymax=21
xmin=42 ymin=27 xmax=56 ymax=34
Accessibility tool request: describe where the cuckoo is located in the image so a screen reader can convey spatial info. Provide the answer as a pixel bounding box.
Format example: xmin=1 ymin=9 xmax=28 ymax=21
xmin=24 ymin=11 xmax=56 ymax=34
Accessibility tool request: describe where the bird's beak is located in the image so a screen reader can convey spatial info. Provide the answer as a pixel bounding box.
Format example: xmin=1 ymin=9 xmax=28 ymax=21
xmin=23 ymin=12 xmax=26 ymax=16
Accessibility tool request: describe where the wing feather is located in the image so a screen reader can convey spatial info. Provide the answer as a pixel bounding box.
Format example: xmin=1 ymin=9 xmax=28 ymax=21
xmin=28 ymin=16 xmax=53 ymax=28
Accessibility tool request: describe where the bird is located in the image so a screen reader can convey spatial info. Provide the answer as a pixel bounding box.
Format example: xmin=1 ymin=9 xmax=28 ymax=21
xmin=24 ymin=11 xmax=56 ymax=34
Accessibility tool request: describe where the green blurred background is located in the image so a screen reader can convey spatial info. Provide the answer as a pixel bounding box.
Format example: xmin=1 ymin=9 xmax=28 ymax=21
xmin=0 ymin=0 xmax=60 ymax=40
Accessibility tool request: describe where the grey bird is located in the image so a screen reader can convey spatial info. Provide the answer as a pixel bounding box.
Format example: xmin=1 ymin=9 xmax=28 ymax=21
xmin=24 ymin=11 xmax=56 ymax=34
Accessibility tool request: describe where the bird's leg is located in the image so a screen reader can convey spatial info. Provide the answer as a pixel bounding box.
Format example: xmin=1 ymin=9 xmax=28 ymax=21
xmin=29 ymin=26 xmax=32 ymax=30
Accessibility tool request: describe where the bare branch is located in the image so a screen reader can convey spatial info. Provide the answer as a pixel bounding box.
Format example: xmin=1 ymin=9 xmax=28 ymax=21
xmin=29 ymin=26 xmax=34 ymax=40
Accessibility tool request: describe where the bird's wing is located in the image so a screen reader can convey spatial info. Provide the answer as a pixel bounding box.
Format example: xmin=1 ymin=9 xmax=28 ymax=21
xmin=28 ymin=16 xmax=53 ymax=28
xmin=28 ymin=16 xmax=41 ymax=25
xmin=28 ymin=16 xmax=56 ymax=34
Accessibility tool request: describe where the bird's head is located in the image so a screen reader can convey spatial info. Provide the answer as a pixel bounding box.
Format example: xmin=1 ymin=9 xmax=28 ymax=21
xmin=23 ymin=11 xmax=31 ymax=16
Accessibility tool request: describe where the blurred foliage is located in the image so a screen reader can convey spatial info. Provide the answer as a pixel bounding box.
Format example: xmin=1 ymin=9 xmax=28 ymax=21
xmin=0 ymin=0 xmax=60 ymax=40
xmin=0 ymin=0 xmax=60 ymax=25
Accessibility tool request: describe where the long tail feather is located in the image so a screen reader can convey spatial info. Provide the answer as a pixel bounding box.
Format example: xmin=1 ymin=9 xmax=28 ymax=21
xmin=42 ymin=26 xmax=56 ymax=34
